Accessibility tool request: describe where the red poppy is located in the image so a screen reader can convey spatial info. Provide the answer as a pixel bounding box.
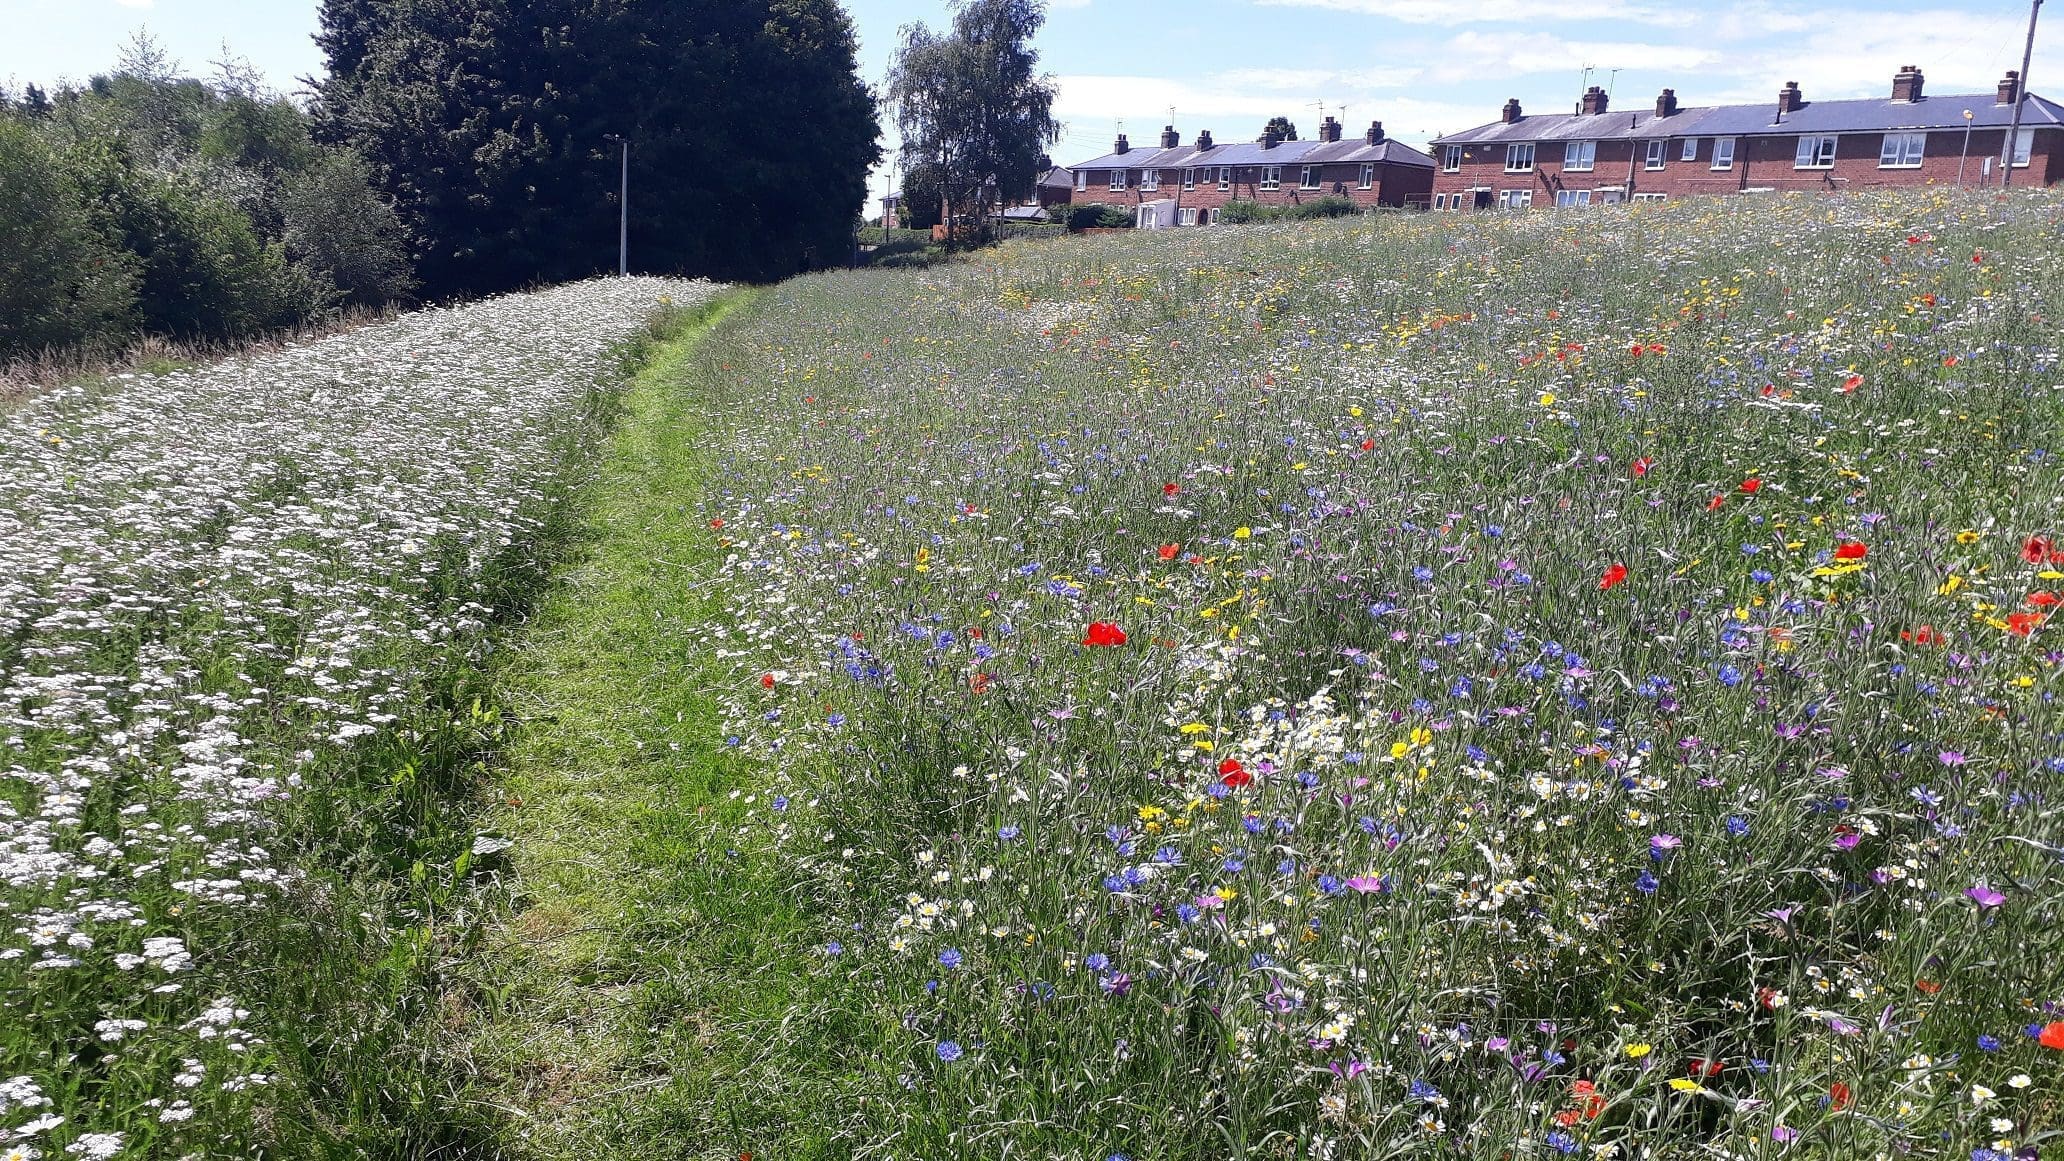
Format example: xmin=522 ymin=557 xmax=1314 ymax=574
xmin=1974 ymin=251 xmax=1985 ymax=264
xmin=2029 ymin=592 xmax=2060 ymax=609
xmin=1688 ymin=1059 xmax=1723 ymax=1078
xmin=1360 ymin=438 xmax=1375 ymax=451
xmin=1757 ymin=986 xmax=1782 ymax=1010
xmin=1218 ymin=758 xmax=1252 ymax=788
xmin=1914 ymin=978 xmax=1941 ymax=995
xmin=1902 ymin=625 xmax=1942 ymax=646
xmin=1599 ymin=563 xmax=1628 ymax=591
xmin=1905 ymin=234 xmax=1922 ymax=245
xmin=2024 ymin=536 xmax=2058 ymax=564
xmin=1158 ymin=543 xmax=1181 ymax=560
xmin=1629 ymin=343 xmax=1645 ymax=356
xmin=760 ymin=673 xmax=776 ymax=689
xmin=1834 ymin=542 xmax=1868 ymax=561
xmin=1083 ymin=622 xmax=1128 ymax=647
xmin=1162 ymin=482 xmax=1181 ymax=496
xmin=709 ymin=517 xmax=725 ymax=529
xmin=1739 ymin=478 xmax=1761 ymax=494
xmin=1842 ymin=375 xmax=1864 ymax=393
xmin=1631 ymin=456 xmax=1656 ymax=478
xmin=2007 ymin=612 xmax=2047 ymax=636
xmin=1830 ymin=1082 xmax=1853 ymax=1112
xmin=1707 ymin=494 xmax=1727 ymax=512
xmin=969 ymin=673 xmax=993 ymax=694
xmin=2040 ymin=1021 xmax=2064 ymax=1050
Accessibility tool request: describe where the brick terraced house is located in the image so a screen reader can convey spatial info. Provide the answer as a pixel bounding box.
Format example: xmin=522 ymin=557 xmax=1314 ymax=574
xmin=1066 ymin=117 xmax=1435 ymax=225
xmin=1430 ymin=67 xmax=2064 ymax=210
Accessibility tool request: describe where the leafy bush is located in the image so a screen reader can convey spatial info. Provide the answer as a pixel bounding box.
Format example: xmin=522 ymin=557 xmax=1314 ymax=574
xmin=281 ymin=152 xmax=415 ymax=306
xmin=1219 ymin=195 xmax=1362 ymax=225
xmin=1064 ymin=203 xmax=1133 ymax=231
xmin=0 ymin=119 xmax=136 ymax=357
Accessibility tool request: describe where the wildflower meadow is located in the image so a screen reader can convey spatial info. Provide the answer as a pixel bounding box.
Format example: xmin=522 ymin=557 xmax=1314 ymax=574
xmin=661 ymin=192 xmax=2064 ymax=1158
xmin=0 ymin=278 xmax=714 ymax=1157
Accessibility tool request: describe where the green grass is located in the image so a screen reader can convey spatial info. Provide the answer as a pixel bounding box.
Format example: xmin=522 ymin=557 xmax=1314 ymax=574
xmin=460 ymin=288 xmax=867 ymax=1159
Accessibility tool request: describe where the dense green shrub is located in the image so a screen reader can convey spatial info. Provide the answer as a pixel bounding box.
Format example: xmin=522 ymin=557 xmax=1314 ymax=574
xmin=0 ymin=119 xmax=137 ymax=356
xmin=1219 ymin=196 xmax=1363 ymax=225
xmin=1064 ymin=203 xmax=1134 ymax=231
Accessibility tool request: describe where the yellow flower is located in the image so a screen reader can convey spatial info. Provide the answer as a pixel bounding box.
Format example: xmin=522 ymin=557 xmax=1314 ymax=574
xmin=1939 ymin=575 xmax=1965 ymax=595
xmin=1626 ymin=1043 xmax=1653 ymax=1058
xmin=1538 ymin=392 xmax=1557 ymax=406
xmin=1668 ymin=1078 xmax=1704 ymax=1093
xmin=1232 ymin=527 xmax=1252 ymax=540
xmin=1956 ymin=529 xmax=1983 ymax=545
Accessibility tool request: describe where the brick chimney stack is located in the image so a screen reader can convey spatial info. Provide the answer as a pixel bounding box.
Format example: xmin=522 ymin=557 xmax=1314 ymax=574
xmin=1160 ymin=125 xmax=1180 ymax=149
xmin=1892 ymin=65 xmax=1925 ymax=102
xmin=1655 ymin=88 xmax=1679 ymax=117
xmin=1318 ymin=116 xmax=1343 ymax=143
xmin=1114 ymin=133 xmax=1130 ymax=154
xmin=1501 ymin=98 xmax=1523 ymax=124
xmin=1777 ymin=81 xmax=1805 ymax=115
xmin=1197 ymin=129 xmax=1214 ymax=149
xmin=1365 ymin=120 xmax=1385 ymax=145
xmin=1261 ymin=127 xmax=1281 ymax=148
xmin=1999 ymin=70 xmax=2022 ymax=105
xmin=1580 ymin=86 xmax=1609 ymax=116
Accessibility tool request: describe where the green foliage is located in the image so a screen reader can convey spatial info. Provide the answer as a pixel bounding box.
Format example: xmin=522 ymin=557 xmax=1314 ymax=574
xmin=1217 ymin=195 xmax=1361 ymax=224
xmin=315 ymin=0 xmax=880 ymax=294
xmin=1064 ymin=202 xmax=1134 ymax=230
xmin=900 ymin=159 xmax=946 ymax=231
xmin=280 ymin=152 xmax=415 ymax=305
xmin=888 ymin=0 xmax=1060 ymax=245
xmin=0 ymin=119 xmax=137 ymax=356
xmin=1263 ymin=114 xmax=1299 ymax=141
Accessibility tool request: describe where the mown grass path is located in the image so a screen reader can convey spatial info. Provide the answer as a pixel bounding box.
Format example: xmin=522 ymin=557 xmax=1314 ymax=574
xmin=461 ymin=288 xmax=858 ymax=1159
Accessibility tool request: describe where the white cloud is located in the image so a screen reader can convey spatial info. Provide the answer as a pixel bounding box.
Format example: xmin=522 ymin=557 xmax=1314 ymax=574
xmin=1253 ymin=0 xmax=1697 ymax=28
xmin=113 ymin=0 xmax=155 ymax=8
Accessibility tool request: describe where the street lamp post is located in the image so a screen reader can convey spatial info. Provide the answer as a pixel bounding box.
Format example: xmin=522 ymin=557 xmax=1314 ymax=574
xmin=603 ymin=134 xmax=629 ymax=276
xmin=2002 ymin=0 xmax=2043 ymax=188
xmin=1959 ymin=109 xmax=1975 ymax=187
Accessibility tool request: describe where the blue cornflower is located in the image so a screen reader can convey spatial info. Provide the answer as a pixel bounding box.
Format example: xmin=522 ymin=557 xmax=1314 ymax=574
xmin=826 ymin=712 xmax=846 ymax=727
xmin=1751 ymin=569 xmax=1774 ymax=584
xmin=939 ymin=948 xmax=962 ymax=969
xmin=1176 ymin=903 xmax=1200 ymax=923
xmin=998 ymin=825 xmax=1021 ymax=841
xmin=1408 ymin=1078 xmax=1441 ymax=1102
xmin=1717 ymin=664 xmax=1744 ymax=687
xmin=1546 ymin=1130 xmax=1577 ymax=1155
xmin=1978 ymin=1034 xmax=2002 ymax=1052
xmin=936 ymin=1040 xmax=964 ymax=1062
xmin=1726 ymin=816 xmax=1750 ymax=838
xmin=1085 ymin=952 xmax=1111 ymax=974
xmin=771 ymin=796 xmax=788 ymax=812
xmin=1413 ymin=566 xmax=1435 ymax=582
xmin=824 ymin=940 xmax=843 ymax=956
xmin=1635 ymin=869 xmax=1660 ymax=895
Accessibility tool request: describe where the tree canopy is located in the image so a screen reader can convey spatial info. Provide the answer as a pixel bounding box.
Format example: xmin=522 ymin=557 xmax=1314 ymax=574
xmin=1264 ymin=115 xmax=1299 ymax=141
xmin=888 ymin=0 xmax=1059 ymax=241
xmin=315 ymin=0 xmax=881 ymax=295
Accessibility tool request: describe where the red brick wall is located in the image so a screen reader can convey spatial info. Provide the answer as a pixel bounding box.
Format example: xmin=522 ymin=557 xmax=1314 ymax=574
xmin=1073 ymin=159 xmax=1434 ymax=220
xmin=1432 ymin=127 xmax=2055 ymax=205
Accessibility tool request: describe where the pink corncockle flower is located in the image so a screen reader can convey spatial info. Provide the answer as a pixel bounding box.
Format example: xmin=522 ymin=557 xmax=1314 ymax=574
xmin=1344 ymin=875 xmax=1386 ymax=894
xmin=1966 ymin=885 xmax=2006 ymax=909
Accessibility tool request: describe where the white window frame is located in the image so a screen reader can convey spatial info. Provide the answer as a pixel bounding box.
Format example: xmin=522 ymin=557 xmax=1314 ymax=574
xmin=1442 ymin=145 xmax=1462 ymax=172
xmin=1879 ymin=132 xmax=1926 ymax=168
xmin=1710 ymin=137 xmax=1736 ymax=170
xmin=1140 ymin=168 xmax=1160 ymax=191
xmin=1183 ymin=168 xmax=1196 ymax=190
xmin=1794 ymin=135 xmax=1837 ymax=169
xmin=1645 ymin=139 xmax=1668 ymax=170
xmin=1299 ymin=165 xmax=1321 ymax=190
xmin=1109 ymin=168 xmax=1127 ymax=191
xmin=1564 ymin=140 xmax=1596 ymax=171
xmin=1074 ymin=170 xmax=1087 ymax=192
xmin=1179 ymin=206 xmax=1199 ymax=226
xmin=1218 ymin=166 xmax=1232 ymax=191
xmin=1682 ymin=137 xmax=1700 ymax=161
xmin=1632 ymin=191 xmax=1667 ymax=203
xmin=1499 ymin=188 xmax=1532 ymax=209
xmin=1554 ymin=189 xmax=1592 ymax=208
xmin=1433 ymin=193 xmax=1447 ymax=210
xmin=1260 ymin=165 xmax=1282 ymax=191
xmin=2012 ymin=127 xmax=2034 ymax=167
xmin=1358 ymin=164 xmax=1375 ymax=190
xmin=1505 ymin=143 xmax=1535 ymax=172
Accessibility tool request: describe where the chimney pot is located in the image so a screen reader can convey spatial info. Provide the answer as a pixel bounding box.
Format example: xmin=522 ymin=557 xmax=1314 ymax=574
xmin=1319 ymin=116 xmax=1342 ymax=143
xmin=1777 ymin=81 xmax=1804 ymax=115
xmin=1114 ymin=133 xmax=1130 ymax=155
xmin=1655 ymin=88 xmax=1679 ymax=117
xmin=1501 ymin=97 xmax=1523 ymax=124
xmin=1999 ymin=70 xmax=2022 ymax=105
xmin=1160 ymin=125 xmax=1180 ymax=149
xmin=1580 ymin=85 xmax=1610 ymax=116
xmin=1892 ymin=65 xmax=1925 ymax=102
xmin=1197 ymin=129 xmax=1214 ymax=149
xmin=1365 ymin=120 xmax=1385 ymax=145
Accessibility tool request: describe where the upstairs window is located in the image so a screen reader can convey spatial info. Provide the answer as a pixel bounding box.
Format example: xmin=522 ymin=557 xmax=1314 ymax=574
xmin=1218 ymin=166 xmax=1232 ymax=190
xmin=1300 ymin=165 xmax=1321 ymax=189
xmin=1879 ymin=132 xmax=1926 ymax=168
xmin=1442 ymin=145 xmax=1463 ymax=172
xmin=1183 ymin=168 xmax=1196 ymax=190
xmin=1795 ymin=135 xmax=1838 ymax=168
xmin=1564 ymin=140 xmax=1596 ymax=171
xmin=1075 ymin=170 xmax=1087 ymax=191
xmin=1109 ymin=169 xmax=1127 ymax=190
xmin=1711 ymin=137 xmax=1737 ymax=170
xmin=1358 ymin=163 xmax=1375 ymax=189
xmin=1682 ymin=137 xmax=1700 ymax=161
xmin=1645 ymin=139 xmax=1668 ymax=170
xmin=1505 ymin=143 xmax=1535 ymax=172
xmin=1140 ymin=168 xmax=1160 ymax=191
xmin=1260 ymin=165 xmax=1282 ymax=191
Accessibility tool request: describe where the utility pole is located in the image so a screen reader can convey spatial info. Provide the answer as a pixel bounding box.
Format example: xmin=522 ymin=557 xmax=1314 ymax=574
xmin=603 ymin=134 xmax=629 ymax=276
xmin=2003 ymin=0 xmax=2043 ymax=187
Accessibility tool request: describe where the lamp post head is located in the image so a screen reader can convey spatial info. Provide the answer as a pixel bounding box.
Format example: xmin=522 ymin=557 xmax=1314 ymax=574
xmin=1964 ymin=109 xmax=1975 ymax=121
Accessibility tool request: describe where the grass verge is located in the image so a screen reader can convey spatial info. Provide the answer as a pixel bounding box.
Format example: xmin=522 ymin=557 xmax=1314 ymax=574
xmin=460 ymin=287 xmax=862 ymax=1158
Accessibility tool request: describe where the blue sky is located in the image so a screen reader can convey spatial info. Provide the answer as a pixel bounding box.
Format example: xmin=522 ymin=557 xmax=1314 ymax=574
xmin=5 ymin=0 xmax=2057 ymax=172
